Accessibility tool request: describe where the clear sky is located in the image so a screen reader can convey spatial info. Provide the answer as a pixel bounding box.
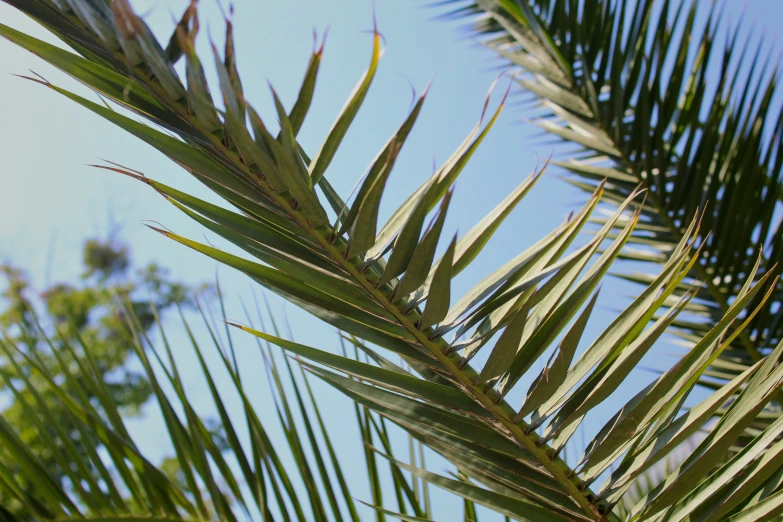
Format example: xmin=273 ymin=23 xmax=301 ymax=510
xmin=1 ymin=0 xmax=781 ymax=520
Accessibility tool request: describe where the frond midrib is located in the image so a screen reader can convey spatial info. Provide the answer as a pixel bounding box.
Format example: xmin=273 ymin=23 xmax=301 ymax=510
xmin=253 ymin=143 xmax=614 ymax=521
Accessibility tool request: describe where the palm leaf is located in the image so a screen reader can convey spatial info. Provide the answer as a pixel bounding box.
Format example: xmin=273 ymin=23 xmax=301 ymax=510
xmin=0 ymin=287 xmax=447 ymax=521
xmin=431 ymin=0 xmax=783 ymax=409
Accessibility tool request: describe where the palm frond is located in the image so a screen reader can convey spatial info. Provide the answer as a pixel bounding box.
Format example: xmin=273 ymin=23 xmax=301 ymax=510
xmin=431 ymin=0 xmax=783 ymax=401
xmin=0 ymin=288 xmax=445 ymax=521
xmin=3 ymin=1 xmax=783 ymax=520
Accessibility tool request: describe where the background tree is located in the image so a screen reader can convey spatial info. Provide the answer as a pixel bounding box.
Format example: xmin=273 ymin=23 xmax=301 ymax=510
xmin=0 ymin=237 xmax=203 ymax=518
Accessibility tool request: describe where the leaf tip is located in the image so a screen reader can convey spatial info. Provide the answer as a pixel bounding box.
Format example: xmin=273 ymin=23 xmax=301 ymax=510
xmin=142 ymin=222 xmax=171 ymax=237
xmin=315 ymin=26 xmax=329 ymax=56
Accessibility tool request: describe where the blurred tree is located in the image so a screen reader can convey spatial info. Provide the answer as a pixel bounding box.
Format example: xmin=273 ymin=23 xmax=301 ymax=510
xmin=0 ymin=238 xmax=206 ymax=519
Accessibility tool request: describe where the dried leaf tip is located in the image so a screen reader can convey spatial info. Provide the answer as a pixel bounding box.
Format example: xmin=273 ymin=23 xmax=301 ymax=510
xmin=500 ymin=81 xmax=512 ymax=107
xmin=480 ymin=76 xmax=502 ymax=121
xmin=421 ymin=76 xmax=434 ymax=100
xmin=479 ymin=74 xmax=511 ymax=123
xmin=496 ymin=68 xmax=513 ymax=108
xmin=173 ymin=1 xmax=199 ymax=53
xmin=223 ymin=319 xmax=240 ymax=327
xmin=176 ymin=0 xmax=198 ymax=31
xmin=141 ymin=222 xmax=173 ymax=236
xmin=314 ymin=27 xmax=329 ymax=57
xmin=111 ymin=0 xmax=143 ymax=40
xmin=12 ymin=71 xmax=50 ymax=87
xmin=89 ymin=163 xmax=150 ymax=185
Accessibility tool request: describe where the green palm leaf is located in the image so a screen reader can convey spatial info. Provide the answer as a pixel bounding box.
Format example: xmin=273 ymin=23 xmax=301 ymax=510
xmin=0 ymin=288 xmax=451 ymax=521
xmin=432 ymin=0 xmax=783 ymax=409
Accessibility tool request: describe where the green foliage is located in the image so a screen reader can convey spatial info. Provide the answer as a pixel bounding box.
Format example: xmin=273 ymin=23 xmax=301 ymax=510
xmin=434 ymin=0 xmax=783 ymax=418
xmin=3 ymin=0 xmax=783 ymax=521
xmin=0 ymin=283 xmax=455 ymax=521
xmin=0 ymin=238 xmax=201 ymax=519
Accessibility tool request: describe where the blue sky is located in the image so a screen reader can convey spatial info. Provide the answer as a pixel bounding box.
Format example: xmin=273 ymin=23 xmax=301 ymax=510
xmin=1 ymin=0 xmax=782 ymax=520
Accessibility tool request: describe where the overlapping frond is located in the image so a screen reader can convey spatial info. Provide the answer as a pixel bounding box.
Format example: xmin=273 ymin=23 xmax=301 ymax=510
xmin=3 ymin=1 xmax=783 ymax=520
xmin=0 ymin=290 xmax=451 ymax=521
xmin=432 ymin=0 xmax=783 ymax=399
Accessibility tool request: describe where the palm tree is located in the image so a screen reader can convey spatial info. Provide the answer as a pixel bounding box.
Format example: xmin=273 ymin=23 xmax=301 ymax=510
xmin=2 ymin=0 xmax=783 ymax=520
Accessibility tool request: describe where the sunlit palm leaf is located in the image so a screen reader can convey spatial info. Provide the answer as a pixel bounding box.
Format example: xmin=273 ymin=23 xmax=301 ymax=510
xmin=431 ymin=0 xmax=783 ymax=408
